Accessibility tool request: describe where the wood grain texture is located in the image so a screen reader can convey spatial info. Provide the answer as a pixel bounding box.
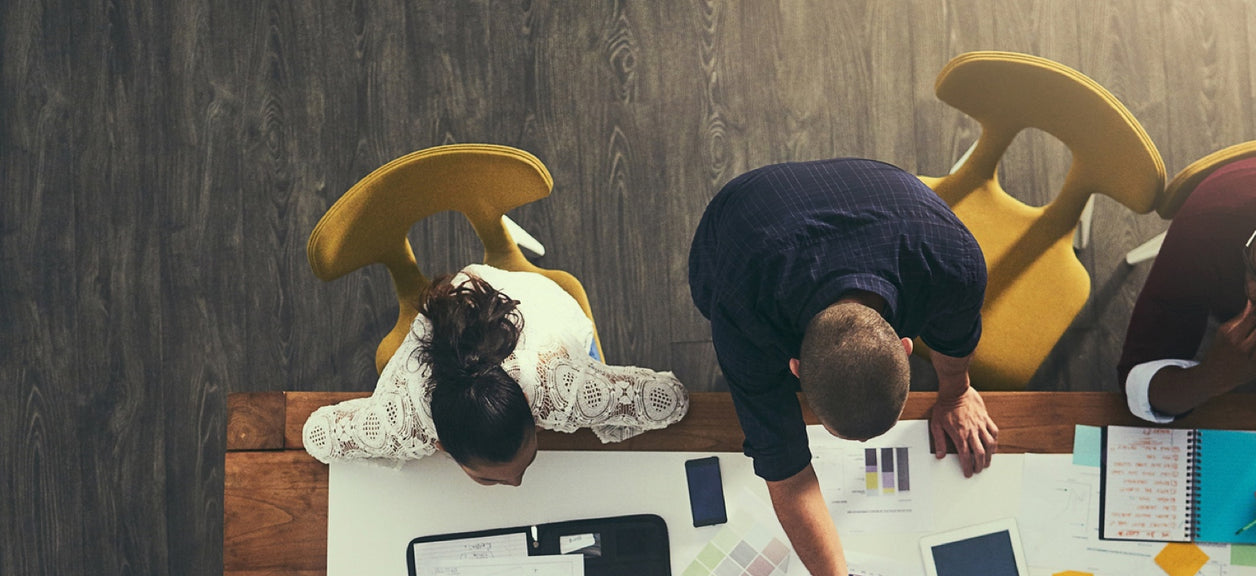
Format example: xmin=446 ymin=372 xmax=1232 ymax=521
xmin=224 ymin=451 xmax=328 ymax=572
xmin=228 ymin=392 xmax=287 ymax=451
xmin=71 ymin=1 xmax=172 ymax=573
xmin=910 ymin=0 xmax=995 ymax=177
xmin=7 ymin=1 xmax=1256 ymax=574
xmin=1 ymin=2 xmax=87 ymax=573
xmin=1163 ymin=0 xmax=1253 ymax=173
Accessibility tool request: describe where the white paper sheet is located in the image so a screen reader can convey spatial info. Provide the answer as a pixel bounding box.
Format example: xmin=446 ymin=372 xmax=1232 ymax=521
xmin=845 ymin=549 xmax=924 ymax=576
xmin=809 ymin=420 xmax=934 ymax=533
xmin=558 ymin=534 xmax=596 ymax=555
xmin=411 ymin=532 xmax=529 ymax=573
xmin=429 ymin=554 xmax=583 ymax=576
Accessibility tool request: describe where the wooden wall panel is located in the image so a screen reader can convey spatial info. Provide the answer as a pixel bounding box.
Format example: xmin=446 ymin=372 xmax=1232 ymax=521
xmin=0 ymin=6 xmax=88 ymax=566
xmin=1163 ymin=0 xmax=1254 ymax=172
xmin=1059 ymin=0 xmax=1173 ymax=392
xmin=5 ymin=1 xmax=1256 ymax=573
xmin=910 ymin=0 xmax=995 ymax=177
xmin=71 ymin=1 xmax=171 ymax=573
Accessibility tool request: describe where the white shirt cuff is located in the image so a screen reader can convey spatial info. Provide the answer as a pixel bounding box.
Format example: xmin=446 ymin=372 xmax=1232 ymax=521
xmin=1125 ymin=359 xmax=1200 ymax=423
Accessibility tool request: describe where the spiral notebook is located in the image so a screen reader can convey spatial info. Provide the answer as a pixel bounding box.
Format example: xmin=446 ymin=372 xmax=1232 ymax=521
xmin=1098 ymin=426 xmax=1256 ymax=543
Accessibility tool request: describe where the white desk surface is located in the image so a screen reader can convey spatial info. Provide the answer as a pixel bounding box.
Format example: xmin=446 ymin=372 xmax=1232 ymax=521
xmin=327 ymin=424 xmax=1256 ymax=576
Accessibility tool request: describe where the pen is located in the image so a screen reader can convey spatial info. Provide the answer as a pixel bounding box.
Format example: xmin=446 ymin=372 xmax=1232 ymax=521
xmin=1239 ymin=492 xmax=1256 ymax=536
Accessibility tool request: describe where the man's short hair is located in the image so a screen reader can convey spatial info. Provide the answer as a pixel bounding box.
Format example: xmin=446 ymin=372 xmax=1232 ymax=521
xmin=798 ymin=301 xmax=910 ymax=440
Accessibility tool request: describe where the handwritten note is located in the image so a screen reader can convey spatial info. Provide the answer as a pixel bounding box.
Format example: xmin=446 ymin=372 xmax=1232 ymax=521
xmin=1101 ymin=426 xmax=1193 ymax=542
xmin=413 ymin=532 xmax=529 ymax=576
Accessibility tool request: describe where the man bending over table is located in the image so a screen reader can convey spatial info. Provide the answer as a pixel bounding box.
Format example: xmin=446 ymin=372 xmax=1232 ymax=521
xmin=688 ymin=157 xmax=999 ymax=576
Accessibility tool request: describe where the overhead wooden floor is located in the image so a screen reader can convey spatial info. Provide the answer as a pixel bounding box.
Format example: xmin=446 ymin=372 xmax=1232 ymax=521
xmin=4 ymin=1 xmax=1256 ymax=573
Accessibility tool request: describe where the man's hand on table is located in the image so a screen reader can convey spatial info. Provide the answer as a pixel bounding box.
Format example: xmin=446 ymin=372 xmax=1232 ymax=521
xmin=930 ymin=386 xmax=999 ymax=477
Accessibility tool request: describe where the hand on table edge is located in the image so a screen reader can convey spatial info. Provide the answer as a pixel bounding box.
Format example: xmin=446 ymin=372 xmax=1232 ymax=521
xmin=929 ymin=352 xmax=998 ymax=477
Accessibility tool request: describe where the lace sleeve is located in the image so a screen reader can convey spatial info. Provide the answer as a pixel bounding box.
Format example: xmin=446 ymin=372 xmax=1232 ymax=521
xmin=524 ymin=346 xmax=690 ymax=443
xmin=302 ymin=319 xmax=440 ymax=464
xmin=302 ymin=370 xmax=439 ymax=464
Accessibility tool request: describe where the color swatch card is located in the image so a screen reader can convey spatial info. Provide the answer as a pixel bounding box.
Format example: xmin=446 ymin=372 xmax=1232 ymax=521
xmin=680 ymin=517 xmax=791 ymax=576
xmin=809 ymin=420 xmax=934 ymax=533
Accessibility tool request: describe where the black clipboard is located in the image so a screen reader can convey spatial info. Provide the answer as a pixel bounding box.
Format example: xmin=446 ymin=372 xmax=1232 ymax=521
xmin=405 ymin=514 xmax=669 ymax=576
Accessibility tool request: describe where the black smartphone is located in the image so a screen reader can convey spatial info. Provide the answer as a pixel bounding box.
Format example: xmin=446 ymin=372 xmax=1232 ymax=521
xmin=684 ymin=456 xmax=728 ymax=527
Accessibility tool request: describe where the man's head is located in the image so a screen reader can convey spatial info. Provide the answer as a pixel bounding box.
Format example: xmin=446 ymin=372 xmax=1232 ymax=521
xmin=794 ymin=301 xmax=911 ymax=441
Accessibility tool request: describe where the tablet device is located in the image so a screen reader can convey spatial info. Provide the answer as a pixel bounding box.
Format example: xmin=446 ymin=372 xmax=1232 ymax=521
xmin=918 ymin=518 xmax=1028 ymax=576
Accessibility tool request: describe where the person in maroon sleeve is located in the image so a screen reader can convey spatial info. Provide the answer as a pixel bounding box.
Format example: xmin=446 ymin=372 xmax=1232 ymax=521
xmin=1118 ymin=156 xmax=1256 ymax=422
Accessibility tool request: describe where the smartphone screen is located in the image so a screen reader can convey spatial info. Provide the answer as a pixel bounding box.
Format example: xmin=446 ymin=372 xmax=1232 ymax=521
xmin=685 ymin=456 xmax=728 ymax=527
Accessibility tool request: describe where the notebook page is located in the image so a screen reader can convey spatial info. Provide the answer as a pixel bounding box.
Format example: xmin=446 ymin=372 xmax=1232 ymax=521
xmin=413 ymin=533 xmax=529 ymax=576
xmin=1102 ymin=426 xmax=1193 ymax=541
xmin=1195 ymin=429 xmax=1256 ymax=544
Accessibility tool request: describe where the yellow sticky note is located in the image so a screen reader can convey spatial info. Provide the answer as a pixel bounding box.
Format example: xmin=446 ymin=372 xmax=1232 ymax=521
xmin=1052 ymin=571 xmax=1093 ymax=576
xmin=1154 ymin=542 xmax=1209 ymax=576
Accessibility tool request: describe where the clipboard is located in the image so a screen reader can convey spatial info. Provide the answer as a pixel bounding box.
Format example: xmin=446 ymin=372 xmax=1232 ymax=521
xmin=405 ymin=514 xmax=670 ymax=576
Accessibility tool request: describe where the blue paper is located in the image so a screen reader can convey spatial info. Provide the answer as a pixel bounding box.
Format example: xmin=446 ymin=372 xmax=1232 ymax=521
xmin=1195 ymin=430 xmax=1256 ymax=544
xmin=1072 ymin=425 xmax=1101 ymax=467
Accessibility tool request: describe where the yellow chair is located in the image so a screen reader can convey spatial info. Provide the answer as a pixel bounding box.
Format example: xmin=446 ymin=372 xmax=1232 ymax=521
xmin=1159 ymin=141 xmax=1256 ymax=218
xmin=1125 ymin=141 xmax=1256 ymax=265
xmin=307 ymin=143 xmax=603 ymax=374
xmin=916 ymin=51 xmax=1166 ymax=389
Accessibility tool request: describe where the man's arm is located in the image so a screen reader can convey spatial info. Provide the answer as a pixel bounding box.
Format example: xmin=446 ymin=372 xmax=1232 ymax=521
xmin=765 ymin=465 xmax=847 ymax=576
xmin=929 ymin=352 xmax=998 ymax=477
xmin=1147 ymin=301 xmax=1256 ymax=415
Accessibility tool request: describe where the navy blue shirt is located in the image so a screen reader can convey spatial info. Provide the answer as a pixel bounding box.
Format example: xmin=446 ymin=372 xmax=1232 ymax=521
xmin=688 ymin=158 xmax=986 ymax=481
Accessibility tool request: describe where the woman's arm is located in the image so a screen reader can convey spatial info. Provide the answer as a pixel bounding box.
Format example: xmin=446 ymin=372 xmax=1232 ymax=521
xmin=526 ymin=351 xmax=690 ymax=442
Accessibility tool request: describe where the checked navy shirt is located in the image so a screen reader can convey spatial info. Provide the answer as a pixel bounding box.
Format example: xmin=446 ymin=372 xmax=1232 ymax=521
xmin=688 ymin=158 xmax=986 ymax=481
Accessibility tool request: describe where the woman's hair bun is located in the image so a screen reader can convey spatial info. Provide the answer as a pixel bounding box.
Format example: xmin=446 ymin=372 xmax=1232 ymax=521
xmin=420 ymin=275 xmax=522 ymax=385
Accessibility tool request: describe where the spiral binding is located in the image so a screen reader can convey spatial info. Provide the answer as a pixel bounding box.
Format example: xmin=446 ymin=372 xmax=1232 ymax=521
xmin=1186 ymin=429 xmax=1202 ymax=540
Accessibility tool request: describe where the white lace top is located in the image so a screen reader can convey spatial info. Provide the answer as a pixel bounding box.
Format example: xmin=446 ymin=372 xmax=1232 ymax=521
xmin=303 ymin=264 xmax=690 ymax=464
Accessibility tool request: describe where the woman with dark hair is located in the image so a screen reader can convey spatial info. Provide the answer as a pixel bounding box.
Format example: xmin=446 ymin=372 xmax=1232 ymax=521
xmin=303 ymin=264 xmax=689 ymax=486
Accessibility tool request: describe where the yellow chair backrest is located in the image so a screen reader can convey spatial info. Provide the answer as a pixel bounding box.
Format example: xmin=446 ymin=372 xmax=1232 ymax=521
xmin=308 ymin=144 xmax=602 ymax=373
xmin=1158 ymin=140 xmax=1256 ymax=219
xmin=917 ymin=52 xmax=1165 ymax=389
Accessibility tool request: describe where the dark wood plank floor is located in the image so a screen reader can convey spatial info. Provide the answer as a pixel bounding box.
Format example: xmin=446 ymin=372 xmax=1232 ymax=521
xmin=4 ymin=1 xmax=1256 ymax=573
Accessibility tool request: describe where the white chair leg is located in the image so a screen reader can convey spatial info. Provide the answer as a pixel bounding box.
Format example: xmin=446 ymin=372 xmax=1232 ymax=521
xmin=1124 ymin=231 xmax=1166 ymax=266
xmin=1073 ymin=196 xmax=1095 ymax=251
xmin=950 ymin=140 xmax=979 ymax=175
xmin=502 ymin=215 xmax=546 ymax=257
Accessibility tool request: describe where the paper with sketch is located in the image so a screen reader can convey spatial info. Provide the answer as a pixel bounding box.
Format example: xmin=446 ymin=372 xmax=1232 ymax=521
xmin=845 ymin=549 xmax=924 ymax=576
xmin=1017 ymin=453 xmax=1096 ymax=568
xmin=808 ymin=419 xmax=933 ymax=533
xmin=429 ymin=554 xmax=584 ymax=576
xmin=412 ymin=532 xmax=529 ymax=576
